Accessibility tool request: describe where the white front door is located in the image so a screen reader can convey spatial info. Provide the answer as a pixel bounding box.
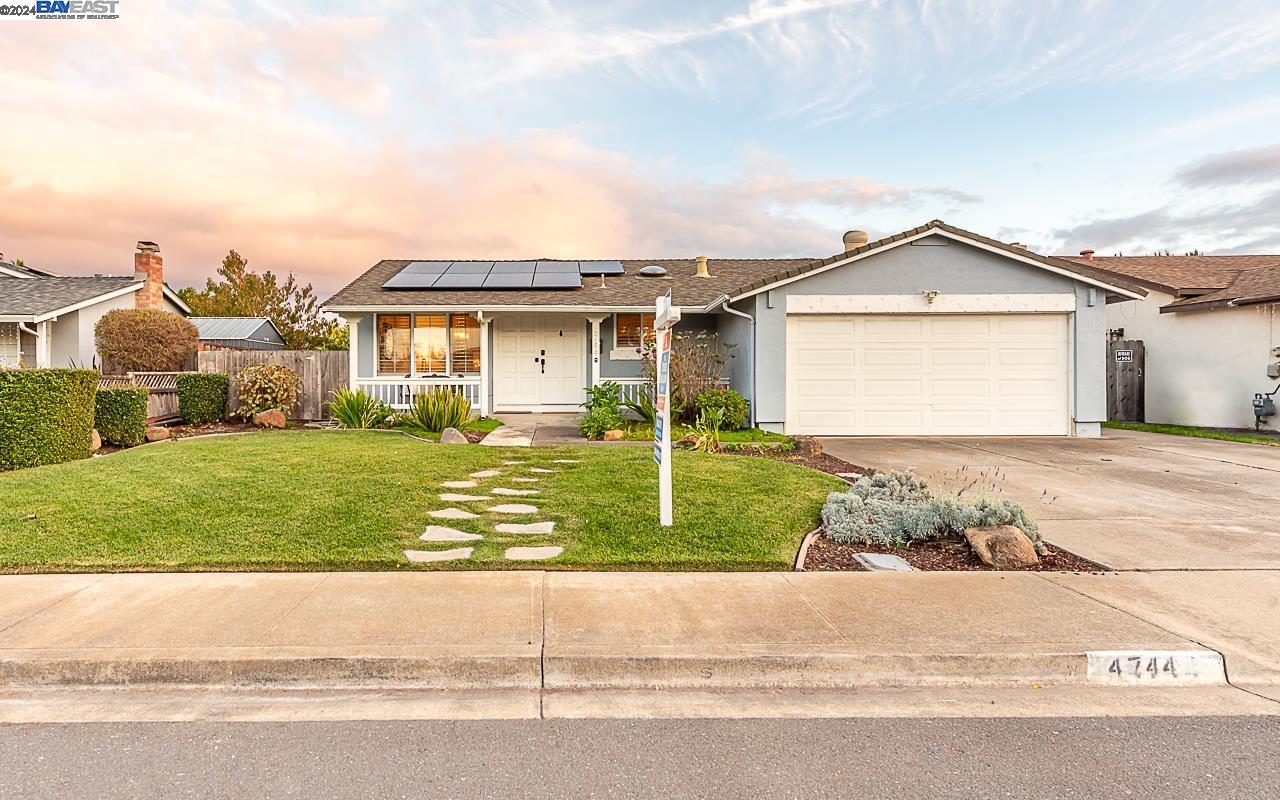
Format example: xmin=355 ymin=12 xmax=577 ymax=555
xmin=494 ymin=314 xmax=586 ymax=409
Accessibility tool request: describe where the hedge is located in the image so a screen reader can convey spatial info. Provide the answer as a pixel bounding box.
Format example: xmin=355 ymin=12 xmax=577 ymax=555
xmin=0 ymin=369 xmax=98 ymax=471
xmin=177 ymin=372 xmax=228 ymax=424
xmin=94 ymin=386 xmax=148 ymax=447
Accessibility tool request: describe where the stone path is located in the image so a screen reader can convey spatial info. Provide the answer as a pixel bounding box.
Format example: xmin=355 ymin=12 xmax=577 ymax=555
xmin=496 ymin=521 xmax=556 ymax=535
xmin=491 ymin=487 xmax=539 ymax=496
xmin=488 ymin=503 xmax=539 ymax=514
xmin=479 ymin=424 xmax=533 ymax=448
xmin=429 ymin=507 xmax=479 ymax=520
xmin=512 ymin=477 xmax=539 ymax=483
xmin=421 ymin=526 xmax=484 ymax=542
xmin=441 ymin=480 xmax=478 ymax=489
xmin=505 ymin=546 xmax=564 ymax=561
xmin=528 ymin=467 xmax=556 ymax=474
xmin=439 ymin=493 xmax=487 ymax=502
xmin=404 ymin=547 xmax=473 ymax=562
xmin=470 ymin=469 xmax=502 ymax=478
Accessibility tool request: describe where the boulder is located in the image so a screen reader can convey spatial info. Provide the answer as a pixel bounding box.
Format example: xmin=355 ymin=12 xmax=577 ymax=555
xmin=439 ymin=427 xmax=469 ymax=444
xmin=964 ymin=525 xmax=1040 ymax=569
xmin=252 ymin=409 xmax=287 ymax=429
xmin=90 ymin=428 xmax=102 ymax=452
xmin=144 ymin=425 xmax=171 ymax=443
xmin=603 ymin=429 xmax=625 ymax=441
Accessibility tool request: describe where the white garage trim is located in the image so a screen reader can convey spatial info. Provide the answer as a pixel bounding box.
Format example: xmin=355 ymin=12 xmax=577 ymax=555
xmin=786 ymin=293 xmax=1077 ymax=314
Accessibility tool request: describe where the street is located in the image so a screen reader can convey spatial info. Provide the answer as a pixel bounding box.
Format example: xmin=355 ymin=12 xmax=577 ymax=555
xmin=2 ymin=716 xmax=1277 ymax=799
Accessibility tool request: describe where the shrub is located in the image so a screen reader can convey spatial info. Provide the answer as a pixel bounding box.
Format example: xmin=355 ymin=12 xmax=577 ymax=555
xmin=689 ymin=406 xmax=724 ymax=453
xmin=407 ymin=388 xmax=474 ymax=432
xmin=821 ymin=469 xmax=1045 ymax=554
xmin=176 ymin=373 xmax=228 ymax=424
xmin=579 ymin=404 xmax=624 ymax=440
xmin=0 ymin=369 xmax=98 ymax=470
xmin=331 ymin=387 xmax=394 ymax=429
xmin=581 ymin=380 xmax=622 ymax=412
xmin=94 ymin=309 xmax=198 ymax=373
xmin=235 ymin=363 xmax=301 ymax=417
xmin=94 ymin=386 xmax=148 ymax=447
xmin=640 ymin=331 xmax=735 ymax=423
xmin=695 ymin=388 xmax=749 ymax=431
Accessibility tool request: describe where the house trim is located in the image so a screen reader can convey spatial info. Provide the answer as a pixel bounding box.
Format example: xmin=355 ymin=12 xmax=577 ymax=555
xmin=31 ymin=282 xmax=144 ymax=323
xmin=785 ymin=293 xmax=1078 ymax=315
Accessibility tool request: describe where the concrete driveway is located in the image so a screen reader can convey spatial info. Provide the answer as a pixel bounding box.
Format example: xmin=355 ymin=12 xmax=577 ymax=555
xmin=819 ymin=429 xmax=1280 ymax=570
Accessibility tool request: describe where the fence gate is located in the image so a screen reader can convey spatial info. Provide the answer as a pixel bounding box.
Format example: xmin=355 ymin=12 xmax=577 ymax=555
xmin=1106 ymin=339 xmax=1145 ymax=422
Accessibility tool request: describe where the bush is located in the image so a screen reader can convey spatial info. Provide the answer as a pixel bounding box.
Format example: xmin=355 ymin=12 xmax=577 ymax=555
xmin=94 ymin=386 xmax=148 ymax=447
xmin=331 ymin=387 xmax=394 ymax=429
xmin=94 ymin=309 xmax=198 ymax=373
xmin=176 ymin=373 xmax=228 ymax=424
xmin=407 ymin=388 xmax=474 ymax=432
xmin=689 ymin=406 xmax=724 ymax=453
xmin=235 ymin=363 xmax=301 ymax=417
xmin=579 ymin=404 xmax=624 ymax=440
xmin=695 ymin=388 xmax=749 ymax=430
xmin=0 ymin=369 xmax=98 ymax=470
xmin=581 ymin=380 xmax=622 ymax=412
xmin=821 ymin=470 xmax=1044 ymax=554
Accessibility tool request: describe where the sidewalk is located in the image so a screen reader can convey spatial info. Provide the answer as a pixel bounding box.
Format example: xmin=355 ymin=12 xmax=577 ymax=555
xmin=1 ymin=570 xmax=1277 ymax=719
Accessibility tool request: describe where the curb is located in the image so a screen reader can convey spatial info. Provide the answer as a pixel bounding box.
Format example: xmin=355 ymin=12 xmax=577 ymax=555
xmin=793 ymin=528 xmax=821 ymax=571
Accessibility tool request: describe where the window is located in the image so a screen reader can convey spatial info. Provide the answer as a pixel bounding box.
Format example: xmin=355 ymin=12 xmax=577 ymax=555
xmin=614 ymin=313 xmax=655 ymax=350
xmin=377 ymin=313 xmax=483 ymax=376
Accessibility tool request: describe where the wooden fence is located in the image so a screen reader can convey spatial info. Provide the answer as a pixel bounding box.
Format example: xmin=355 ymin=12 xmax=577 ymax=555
xmin=197 ymin=350 xmax=348 ymax=420
xmin=99 ymin=372 xmax=182 ymax=423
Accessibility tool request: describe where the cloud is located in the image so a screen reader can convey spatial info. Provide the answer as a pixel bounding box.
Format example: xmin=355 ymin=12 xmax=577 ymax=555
xmin=1174 ymin=145 xmax=1280 ymax=188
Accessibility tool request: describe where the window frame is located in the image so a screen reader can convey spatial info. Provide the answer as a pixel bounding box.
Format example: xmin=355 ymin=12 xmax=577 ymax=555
xmin=611 ymin=312 xmax=655 ymax=360
xmin=376 ymin=312 xmax=482 ymax=377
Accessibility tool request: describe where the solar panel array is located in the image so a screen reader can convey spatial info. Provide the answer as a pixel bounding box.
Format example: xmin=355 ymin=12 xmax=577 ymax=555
xmin=382 ymin=260 xmax=625 ymax=291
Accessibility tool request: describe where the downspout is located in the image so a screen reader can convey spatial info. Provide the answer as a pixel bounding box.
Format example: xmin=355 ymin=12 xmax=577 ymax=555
xmin=714 ymin=294 xmax=757 ymax=429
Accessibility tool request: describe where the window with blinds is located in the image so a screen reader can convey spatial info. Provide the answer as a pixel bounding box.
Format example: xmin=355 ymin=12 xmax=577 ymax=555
xmin=450 ymin=314 xmax=481 ymax=375
xmin=414 ymin=314 xmax=448 ymax=374
xmin=377 ymin=313 xmax=482 ymax=376
xmin=614 ymin=313 xmax=655 ymax=349
xmin=377 ymin=315 xmax=411 ymax=374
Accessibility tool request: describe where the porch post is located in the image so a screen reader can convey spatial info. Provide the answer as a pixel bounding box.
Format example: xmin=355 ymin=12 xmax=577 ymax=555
xmin=35 ymin=321 xmax=50 ymax=368
xmin=478 ymin=314 xmax=492 ymax=417
xmin=345 ymin=314 xmax=364 ymax=390
xmin=586 ymin=315 xmax=607 ymax=387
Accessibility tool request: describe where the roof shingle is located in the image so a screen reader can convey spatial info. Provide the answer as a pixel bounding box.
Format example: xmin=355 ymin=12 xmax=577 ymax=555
xmin=0 ymin=276 xmax=139 ymax=317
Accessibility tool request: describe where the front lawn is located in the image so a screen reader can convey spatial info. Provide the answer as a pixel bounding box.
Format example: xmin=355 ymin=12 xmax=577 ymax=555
xmin=0 ymin=430 xmax=841 ymax=572
xmin=622 ymin=424 xmax=790 ymax=445
xmin=1103 ymin=421 xmax=1280 ymax=447
xmin=394 ymin=416 xmax=504 ymax=441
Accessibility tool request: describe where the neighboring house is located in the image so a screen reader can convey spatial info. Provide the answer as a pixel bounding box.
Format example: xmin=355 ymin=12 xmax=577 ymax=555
xmin=1062 ymin=251 xmax=1280 ymax=430
xmin=323 ymin=220 xmax=1145 ymax=437
xmin=190 ymin=317 xmax=286 ymax=351
xmin=0 ymin=242 xmax=190 ymax=369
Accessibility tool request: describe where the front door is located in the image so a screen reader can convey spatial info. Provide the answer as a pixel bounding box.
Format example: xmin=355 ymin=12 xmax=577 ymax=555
xmin=494 ymin=314 xmax=586 ymax=409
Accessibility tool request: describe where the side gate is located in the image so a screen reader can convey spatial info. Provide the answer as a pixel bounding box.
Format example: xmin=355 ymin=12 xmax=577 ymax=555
xmin=1106 ymin=339 xmax=1145 ymax=422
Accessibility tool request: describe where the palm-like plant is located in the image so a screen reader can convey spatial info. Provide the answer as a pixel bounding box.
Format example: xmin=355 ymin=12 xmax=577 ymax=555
xmin=330 ymin=388 xmax=393 ymax=429
xmin=407 ymin=387 xmax=476 ymax=433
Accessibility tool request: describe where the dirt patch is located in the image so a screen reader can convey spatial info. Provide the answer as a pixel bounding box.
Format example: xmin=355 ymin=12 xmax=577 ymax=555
xmin=802 ymin=532 xmax=1104 ymax=572
xmin=733 ymin=436 xmax=866 ymax=479
xmin=168 ymin=421 xmax=308 ymax=438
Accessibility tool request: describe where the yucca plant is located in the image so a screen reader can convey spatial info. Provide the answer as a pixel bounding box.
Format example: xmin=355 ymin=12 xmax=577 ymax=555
xmin=407 ymin=387 xmax=476 ymax=433
xmin=330 ymin=387 xmax=393 ymax=429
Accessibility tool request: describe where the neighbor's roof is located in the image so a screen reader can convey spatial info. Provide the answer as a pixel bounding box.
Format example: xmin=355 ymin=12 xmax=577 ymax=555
xmin=1059 ymin=254 xmax=1280 ymax=312
xmin=323 ymin=220 xmax=1146 ymax=312
xmin=0 ymin=261 xmax=60 ymax=278
xmin=189 ymin=316 xmax=284 ymax=342
xmin=1158 ymin=263 xmax=1280 ymax=312
xmin=0 ymin=276 xmax=140 ymax=318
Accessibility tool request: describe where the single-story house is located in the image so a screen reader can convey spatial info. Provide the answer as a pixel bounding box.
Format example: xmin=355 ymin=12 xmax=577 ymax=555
xmin=323 ymin=220 xmax=1146 ymax=437
xmin=1063 ymin=250 xmax=1280 ymax=430
xmin=190 ymin=317 xmax=286 ymax=351
xmin=0 ymin=242 xmax=189 ymax=369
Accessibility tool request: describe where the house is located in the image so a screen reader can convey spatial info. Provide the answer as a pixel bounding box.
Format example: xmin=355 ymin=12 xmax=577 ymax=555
xmin=0 ymin=242 xmax=190 ymax=369
xmin=1062 ymin=250 xmax=1280 ymax=430
xmin=323 ymin=220 xmax=1146 ymax=437
xmin=190 ymin=317 xmax=286 ymax=351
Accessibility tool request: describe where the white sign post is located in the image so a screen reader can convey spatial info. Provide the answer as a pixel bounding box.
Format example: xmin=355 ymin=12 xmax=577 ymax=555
xmin=653 ymin=290 xmax=681 ymax=527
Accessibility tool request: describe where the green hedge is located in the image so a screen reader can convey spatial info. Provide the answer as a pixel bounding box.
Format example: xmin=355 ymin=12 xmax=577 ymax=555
xmin=177 ymin=372 xmax=228 ymax=424
xmin=0 ymin=369 xmax=98 ymax=471
xmin=94 ymin=386 xmax=148 ymax=447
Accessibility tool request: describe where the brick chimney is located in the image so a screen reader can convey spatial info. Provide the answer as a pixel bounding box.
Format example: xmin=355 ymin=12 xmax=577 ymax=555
xmin=1079 ymin=249 xmax=1095 ymax=262
xmin=133 ymin=241 xmax=164 ymax=311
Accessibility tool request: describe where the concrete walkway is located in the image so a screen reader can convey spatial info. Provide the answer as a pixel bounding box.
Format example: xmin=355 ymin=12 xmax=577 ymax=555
xmin=820 ymin=429 xmax=1280 ymax=570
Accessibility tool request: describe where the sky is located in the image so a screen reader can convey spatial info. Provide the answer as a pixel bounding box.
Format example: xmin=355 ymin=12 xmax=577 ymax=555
xmin=1 ymin=0 xmax=1279 ymax=296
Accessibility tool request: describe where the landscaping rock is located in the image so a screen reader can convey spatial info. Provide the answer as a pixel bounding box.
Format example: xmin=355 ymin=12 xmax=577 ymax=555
xmin=505 ymin=546 xmax=563 ymax=561
xmin=145 ymin=425 xmax=171 ymax=442
xmin=252 ymin=409 xmax=287 ymax=429
xmin=491 ymin=487 xmax=539 ymax=496
xmin=488 ymin=503 xmax=539 ymax=514
xmin=428 ymin=507 xmax=480 ymax=520
xmin=91 ymin=429 xmax=102 ymax=452
xmin=496 ymin=521 xmax=556 ymax=535
xmin=603 ymin=429 xmax=624 ymax=441
xmin=852 ymin=553 xmax=917 ymax=572
xmin=420 ymin=526 xmax=483 ymax=542
xmin=404 ymin=547 xmax=473 ymax=563
xmin=964 ymin=525 xmax=1040 ymax=569
xmin=439 ymin=427 xmax=469 ymax=444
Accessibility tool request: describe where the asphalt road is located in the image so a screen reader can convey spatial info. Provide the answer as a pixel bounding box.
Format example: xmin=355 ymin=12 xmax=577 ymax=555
xmin=2 ymin=716 xmax=1278 ymax=799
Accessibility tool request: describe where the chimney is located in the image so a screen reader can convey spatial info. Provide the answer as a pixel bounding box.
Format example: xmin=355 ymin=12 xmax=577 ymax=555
xmin=1079 ymin=249 xmax=1095 ymax=262
xmin=695 ymin=254 xmax=710 ymax=278
xmin=133 ymin=241 xmax=164 ymax=311
xmin=842 ymin=230 xmax=869 ymax=253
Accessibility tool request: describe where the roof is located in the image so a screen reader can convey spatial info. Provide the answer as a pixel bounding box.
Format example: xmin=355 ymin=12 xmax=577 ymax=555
xmin=0 ymin=276 xmax=141 ymax=319
xmin=1059 ymin=254 xmax=1280 ymax=312
xmin=324 ymin=220 xmax=1146 ymax=312
xmin=189 ymin=316 xmax=284 ymax=343
xmin=1158 ymin=263 xmax=1280 ymax=312
xmin=0 ymin=261 xmax=60 ymax=278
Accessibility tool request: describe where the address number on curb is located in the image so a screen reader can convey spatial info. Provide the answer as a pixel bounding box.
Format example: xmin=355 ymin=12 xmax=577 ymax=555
xmin=1086 ymin=650 xmax=1225 ymax=685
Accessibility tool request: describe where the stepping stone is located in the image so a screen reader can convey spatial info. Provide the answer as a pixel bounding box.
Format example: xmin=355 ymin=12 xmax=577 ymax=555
xmin=441 ymin=480 xmax=478 ymax=489
xmin=470 ymin=469 xmax=502 ymax=478
xmin=429 ymin=507 xmax=479 ymax=520
xmin=488 ymin=503 xmax=539 ymax=514
xmin=552 ymin=459 xmax=580 ymax=464
xmin=512 ymin=477 xmax=539 ymax=483
xmin=421 ymin=526 xmax=483 ymax=542
xmin=527 ymin=467 xmax=556 ymax=474
xmin=440 ymin=493 xmax=488 ymax=502
xmin=502 ymin=460 xmax=526 ymax=465
xmin=405 ymin=547 xmax=473 ymax=562
xmin=491 ymin=487 xmax=539 ymax=496
xmin=496 ymin=521 xmax=556 ymax=535
xmin=505 ymin=546 xmax=563 ymax=561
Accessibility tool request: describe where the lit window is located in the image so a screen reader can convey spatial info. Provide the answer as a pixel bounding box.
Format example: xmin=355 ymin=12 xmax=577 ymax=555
xmin=414 ymin=314 xmax=448 ymax=374
xmin=450 ymin=314 xmax=481 ymax=375
xmin=615 ymin=313 xmax=655 ymax=349
xmin=377 ymin=315 xmax=411 ymax=374
xmin=377 ymin=313 xmax=482 ymax=377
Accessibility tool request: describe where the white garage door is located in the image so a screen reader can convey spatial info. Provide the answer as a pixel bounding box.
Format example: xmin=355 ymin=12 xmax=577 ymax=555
xmin=786 ymin=313 xmax=1070 ymax=436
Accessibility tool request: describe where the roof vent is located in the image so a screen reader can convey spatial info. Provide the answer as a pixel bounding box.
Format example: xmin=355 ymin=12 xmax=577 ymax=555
xmin=695 ymin=255 xmax=710 ymax=278
xmin=639 ymin=265 xmax=667 ymax=277
xmin=1010 ymin=242 xmax=1028 ymax=251
xmin=1079 ymin=249 xmax=1095 ymax=262
xmin=843 ymin=230 xmax=869 ymax=253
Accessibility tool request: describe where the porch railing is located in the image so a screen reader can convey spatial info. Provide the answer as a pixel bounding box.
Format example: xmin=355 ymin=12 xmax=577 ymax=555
xmin=613 ymin=378 xmax=651 ymax=405
xmin=357 ymin=377 xmax=482 ymax=410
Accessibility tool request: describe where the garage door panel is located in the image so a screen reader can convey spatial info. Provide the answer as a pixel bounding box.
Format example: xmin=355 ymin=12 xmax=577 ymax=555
xmin=863 ymin=318 xmax=924 ymax=337
xmin=929 ymin=348 xmax=990 ymax=367
xmin=929 ymin=316 xmax=991 ymax=336
xmin=998 ymin=378 xmax=1060 ymax=397
xmin=862 ymin=409 xmax=927 ymax=432
xmin=863 ymin=378 xmax=924 ymax=399
xmin=795 ymin=348 xmax=856 ymax=369
xmin=997 ymin=315 xmax=1063 ymax=337
xmin=863 ymin=347 xmax=922 ymax=367
xmin=931 ymin=378 xmax=992 ymax=398
xmin=794 ymin=318 xmax=855 ymax=338
xmin=931 ymin=408 xmax=993 ymax=432
xmin=997 ymin=347 xmax=1060 ymax=367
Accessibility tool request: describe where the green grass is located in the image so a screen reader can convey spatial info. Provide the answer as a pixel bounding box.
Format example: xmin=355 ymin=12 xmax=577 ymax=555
xmin=0 ymin=430 xmax=841 ymax=573
xmin=622 ymin=424 xmax=790 ymax=445
xmin=393 ymin=416 xmax=504 ymax=441
xmin=1103 ymin=421 xmax=1280 ymax=447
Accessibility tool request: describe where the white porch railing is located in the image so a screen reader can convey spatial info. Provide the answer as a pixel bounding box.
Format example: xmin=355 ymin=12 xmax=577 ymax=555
xmin=357 ymin=377 xmax=482 ymax=410
xmin=613 ymin=378 xmax=651 ymax=405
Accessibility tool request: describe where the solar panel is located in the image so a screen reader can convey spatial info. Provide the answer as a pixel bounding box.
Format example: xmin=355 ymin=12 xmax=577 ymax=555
xmin=535 ymin=260 xmax=579 ymax=273
xmin=401 ymin=261 xmax=451 ymax=274
xmin=490 ymin=261 xmax=537 ymax=274
xmin=382 ymin=271 xmax=440 ymax=289
xmin=578 ymin=260 xmax=625 ymax=275
xmin=483 ymin=272 xmax=535 ymax=289
xmin=431 ymin=272 xmax=489 ymax=289
xmin=530 ymin=271 xmax=582 ymax=289
xmin=444 ymin=261 xmax=493 ymax=274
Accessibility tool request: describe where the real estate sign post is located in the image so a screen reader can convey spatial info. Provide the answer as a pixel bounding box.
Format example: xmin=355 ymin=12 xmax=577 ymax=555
xmin=653 ymin=290 xmax=681 ymax=527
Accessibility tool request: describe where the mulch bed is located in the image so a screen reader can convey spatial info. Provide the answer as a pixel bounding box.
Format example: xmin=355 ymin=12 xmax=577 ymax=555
xmin=802 ymin=532 xmax=1104 ymax=573
xmin=733 ymin=435 xmax=867 ymax=480
xmin=167 ymin=421 xmax=308 ymax=439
